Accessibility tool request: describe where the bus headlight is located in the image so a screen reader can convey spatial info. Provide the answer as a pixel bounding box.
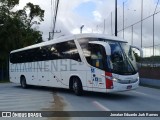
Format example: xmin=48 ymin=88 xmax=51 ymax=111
xmin=101 ymin=74 xmax=118 ymax=82
xmin=112 ymin=78 xmax=118 ymax=82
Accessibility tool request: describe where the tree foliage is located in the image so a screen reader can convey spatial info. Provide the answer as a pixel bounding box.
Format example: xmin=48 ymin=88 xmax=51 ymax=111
xmin=0 ymin=0 xmax=44 ymax=66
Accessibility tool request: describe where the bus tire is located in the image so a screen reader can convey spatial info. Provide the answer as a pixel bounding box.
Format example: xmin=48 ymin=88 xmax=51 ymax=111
xmin=20 ymin=76 xmax=27 ymax=89
xmin=72 ymin=77 xmax=83 ymax=96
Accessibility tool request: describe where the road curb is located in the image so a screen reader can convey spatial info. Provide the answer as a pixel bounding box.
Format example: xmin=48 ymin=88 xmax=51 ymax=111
xmin=140 ymin=78 xmax=160 ymax=88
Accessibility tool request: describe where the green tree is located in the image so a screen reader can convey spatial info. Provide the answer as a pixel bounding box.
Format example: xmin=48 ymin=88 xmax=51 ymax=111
xmin=0 ymin=0 xmax=45 ymax=79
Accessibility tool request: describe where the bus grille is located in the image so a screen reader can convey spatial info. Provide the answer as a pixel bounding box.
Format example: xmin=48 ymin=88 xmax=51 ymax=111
xmin=117 ymin=79 xmax=138 ymax=84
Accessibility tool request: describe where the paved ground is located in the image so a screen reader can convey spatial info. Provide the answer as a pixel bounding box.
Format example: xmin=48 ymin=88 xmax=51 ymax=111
xmin=0 ymin=83 xmax=160 ymax=120
xmin=0 ymin=83 xmax=54 ymax=120
xmin=56 ymin=85 xmax=160 ymax=120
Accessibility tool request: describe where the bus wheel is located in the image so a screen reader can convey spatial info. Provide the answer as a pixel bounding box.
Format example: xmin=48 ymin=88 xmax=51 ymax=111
xmin=21 ymin=76 xmax=27 ymax=89
xmin=73 ymin=77 xmax=82 ymax=96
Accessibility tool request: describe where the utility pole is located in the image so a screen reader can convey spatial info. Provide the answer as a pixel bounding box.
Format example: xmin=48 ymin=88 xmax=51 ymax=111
xmin=153 ymin=0 xmax=159 ymax=56
xmin=115 ymin=0 xmax=118 ymax=36
xmin=123 ymin=2 xmax=124 ymax=38
xmin=52 ymin=0 xmax=59 ymax=39
xmin=131 ymin=25 xmax=133 ymax=45
xmin=111 ymin=12 xmax=113 ymax=35
xmin=153 ymin=14 xmax=155 ymax=56
xmin=141 ymin=0 xmax=143 ymax=48
xmin=103 ymin=19 xmax=106 ymax=34
xmin=49 ymin=32 xmax=52 ymax=40
xmin=48 ymin=30 xmax=61 ymax=40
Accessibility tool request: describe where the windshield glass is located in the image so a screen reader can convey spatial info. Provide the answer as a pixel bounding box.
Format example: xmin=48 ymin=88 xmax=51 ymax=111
xmin=78 ymin=38 xmax=138 ymax=75
xmin=107 ymin=41 xmax=137 ymax=75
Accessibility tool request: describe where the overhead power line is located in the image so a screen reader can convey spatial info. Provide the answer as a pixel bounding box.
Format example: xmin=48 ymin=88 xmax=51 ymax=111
xmin=117 ymin=10 xmax=160 ymax=33
xmin=154 ymin=0 xmax=159 ymax=14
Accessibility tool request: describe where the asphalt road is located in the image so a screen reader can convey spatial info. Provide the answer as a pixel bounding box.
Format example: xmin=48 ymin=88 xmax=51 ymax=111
xmin=0 ymin=83 xmax=160 ymax=120
xmin=57 ymin=85 xmax=160 ymax=120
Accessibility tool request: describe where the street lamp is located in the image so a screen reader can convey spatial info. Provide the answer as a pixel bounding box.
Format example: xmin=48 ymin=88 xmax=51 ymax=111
xmin=80 ymin=25 xmax=84 ymax=34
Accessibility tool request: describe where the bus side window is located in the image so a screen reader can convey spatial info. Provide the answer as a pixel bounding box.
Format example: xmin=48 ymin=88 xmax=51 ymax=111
xmin=50 ymin=45 xmax=61 ymax=60
xmin=80 ymin=43 xmax=91 ymax=64
xmin=90 ymin=44 xmax=104 ymax=69
xmin=69 ymin=41 xmax=82 ymax=62
xmin=78 ymin=40 xmax=106 ymax=70
xmin=91 ymin=44 xmax=103 ymax=68
xmin=55 ymin=40 xmax=81 ymax=62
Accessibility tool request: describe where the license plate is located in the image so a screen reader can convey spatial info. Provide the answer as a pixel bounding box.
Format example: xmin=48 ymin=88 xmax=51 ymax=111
xmin=127 ymin=85 xmax=132 ymax=89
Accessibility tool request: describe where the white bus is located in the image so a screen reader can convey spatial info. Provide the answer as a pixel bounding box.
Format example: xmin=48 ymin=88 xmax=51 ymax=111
xmin=10 ymin=33 xmax=142 ymax=95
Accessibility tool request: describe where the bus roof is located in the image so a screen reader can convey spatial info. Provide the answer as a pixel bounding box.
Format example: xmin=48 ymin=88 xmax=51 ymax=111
xmin=11 ymin=33 xmax=127 ymax=53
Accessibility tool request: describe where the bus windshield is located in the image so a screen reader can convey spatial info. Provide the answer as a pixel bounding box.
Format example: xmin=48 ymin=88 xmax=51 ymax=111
xmin=107 ymin=41 xmax=137 ymax=75
xmin=78 ymin=38 xmax=138 ymax=75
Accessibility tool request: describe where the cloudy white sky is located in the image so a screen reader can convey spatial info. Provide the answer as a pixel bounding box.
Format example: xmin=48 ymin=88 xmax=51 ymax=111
xmin=17 ymin=0 xmax=160 ymax=56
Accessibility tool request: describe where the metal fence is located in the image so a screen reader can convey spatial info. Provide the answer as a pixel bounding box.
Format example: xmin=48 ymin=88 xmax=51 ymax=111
xmin=117 ymin=11 xmax=160 ymax=67
xmin=95 ymin=0 xmax=160 ymax=67
xmin=117 ymin=11 xmax=160 ymax=57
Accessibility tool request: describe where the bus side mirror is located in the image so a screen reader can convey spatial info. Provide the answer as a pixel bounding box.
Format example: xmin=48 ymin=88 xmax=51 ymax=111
xmin=131 ymin=45 xmax=143 ymax=58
